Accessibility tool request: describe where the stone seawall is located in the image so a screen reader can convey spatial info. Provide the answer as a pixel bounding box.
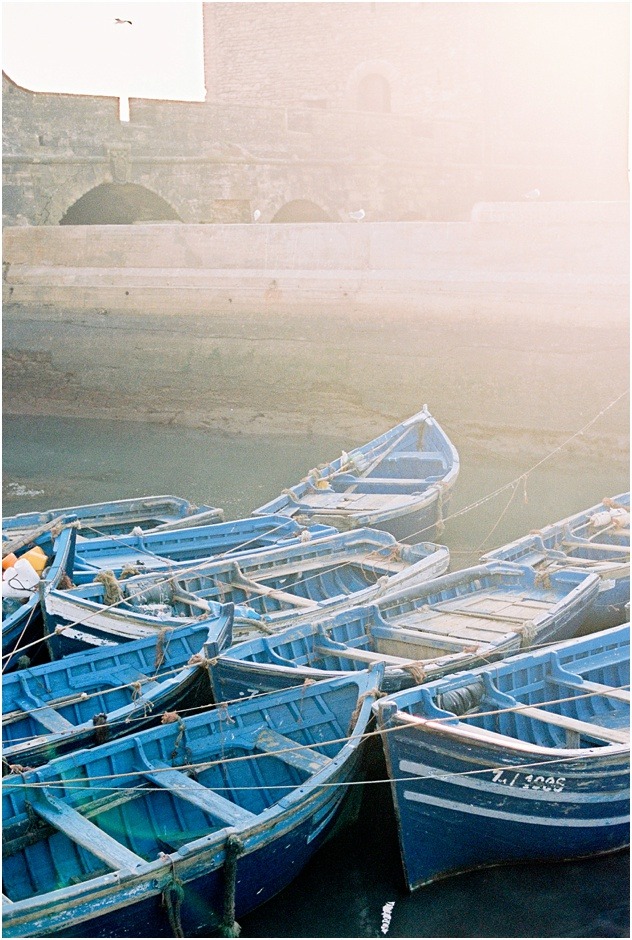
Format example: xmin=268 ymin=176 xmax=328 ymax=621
xmin=3 ymin=204 xmax=629 ymax=460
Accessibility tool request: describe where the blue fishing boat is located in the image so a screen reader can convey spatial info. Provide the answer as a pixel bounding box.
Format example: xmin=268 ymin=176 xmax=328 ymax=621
xmin=483 ymin=493 xmax=630 ymax=630
xmin=42 ymin=529 xmax=450 ymax=656
xmin=3 ymin=495 xmax=224 ymax=557
xmin=2 ymin=666 xmax=382 ymax=938
xmin=71 ymin=514 xmax=337 ymax=579
xmin=2 ymin=526 xmax=76 ymax=672
xmin=2 ymin=605 xmax=233 ymax=771
xmin=208 ymin=562 xmax=601 ymax=700
xmin=253 ymin=407 xmax=459 ymax=542
xmin=375 ymin=624 xmax=630 ymax=891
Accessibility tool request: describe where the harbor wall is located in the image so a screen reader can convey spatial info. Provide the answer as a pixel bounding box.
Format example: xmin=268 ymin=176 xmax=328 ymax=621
xmin=3 ymin=201 xmax=628 ymax=318
xmin=2 ymin=202 xmax=629 ymax=456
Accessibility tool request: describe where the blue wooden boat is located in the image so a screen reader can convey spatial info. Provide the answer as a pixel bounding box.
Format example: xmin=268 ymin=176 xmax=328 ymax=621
xmin=71 ymin=514 xmax=338 ymax=579
xmin=2 ymin=666 xmax=383 ymax=938
xmin=375 ymin=624 xmax=630 ymax=891
xmin=208 ymin=562 xmax=601 ymax=701
xmin=483 ymin=493 xmax=630 ymax=630
xmin=42 ymin=529 xmax=450 ymax=656
xmin=2 ymin=495 xmax=224 ymax=557
xmin=2 ymin=605 xmax=233 ymax=771
xmin=2 ymin=526 xmax=77 ymax=672
xmin=253 ymin=407 xmax=459 ymax=542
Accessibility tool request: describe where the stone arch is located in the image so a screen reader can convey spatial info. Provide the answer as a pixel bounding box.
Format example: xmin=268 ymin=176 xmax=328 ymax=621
xmin=344 ymin=59 xmax=399 ymax=112
xmin=270 ymin=200 xmax=334 ymax=223
xmin=59 ymin=183 xmax=182 ymax=225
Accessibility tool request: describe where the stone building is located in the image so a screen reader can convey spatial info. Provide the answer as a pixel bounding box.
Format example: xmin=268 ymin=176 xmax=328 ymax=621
xmin=3 ymin=2 xmax=629 ymax=226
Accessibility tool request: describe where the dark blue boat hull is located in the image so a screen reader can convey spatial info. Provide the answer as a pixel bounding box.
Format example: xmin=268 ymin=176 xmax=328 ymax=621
xmin=382 ymin=727 xmax=630 ymax=891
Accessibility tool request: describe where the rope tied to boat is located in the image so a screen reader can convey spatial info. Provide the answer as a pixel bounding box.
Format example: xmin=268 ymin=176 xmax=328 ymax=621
xmin=187 ymin=650 xmax=208 ymax=666
xmin=57 ymin=572 xmax=75 ymax=590
xmin=517 ymin=620 xmax=537 ymax=648
xmin=162 ymin=710 xmax=180 ymax=724
xmin=435 ymin=481 xmax=448 ymax=536
xmin=154 ymin=628 xmax=167 ymax=670
xmin=219 ymin=834 xmax=244 ymax=938
xmin=348 ymin=690 xmax=376 ymax=733
xmin=534 ymin=568 xmax=552 ymax=589
xmin=403 ymin=662 xmax=426 ymax=685
xmin=160 ymin=856 xmax=186 ymax=938
xmin=120 ymin=564 xmax=141 ymax=579
xmin=94 ymin=570 xmax=123 ymax=606
xmin=374 ymin=575 xmax=390 ymax=596
xmin=281 ymin=488 xmax=300 ymax=503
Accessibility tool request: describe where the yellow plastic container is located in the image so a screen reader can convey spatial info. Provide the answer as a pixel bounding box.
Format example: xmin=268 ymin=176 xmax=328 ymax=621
xmin=21 ymin=545 xmax=48 ymax=576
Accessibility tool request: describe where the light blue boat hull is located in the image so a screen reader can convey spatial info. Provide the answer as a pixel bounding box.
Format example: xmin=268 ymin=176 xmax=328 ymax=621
xmin=253 ymin=407 xmax=459 ymax=543
xmin=2 ymin=606 xmax=233 ymax=768
xmin=2 ymin=527 xmax=76 ymax=671
xmin=208 ymin=562 xmax=602 ymax=701
xmin=483 ymin=493 xmax=630 ymax=630
xmin=71 ymin=514 xmax=338 ymax=580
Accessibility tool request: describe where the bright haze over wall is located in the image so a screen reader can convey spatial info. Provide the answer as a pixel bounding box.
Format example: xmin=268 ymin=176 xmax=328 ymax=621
xmin=2 ymin=2 xmax=206 ymax=103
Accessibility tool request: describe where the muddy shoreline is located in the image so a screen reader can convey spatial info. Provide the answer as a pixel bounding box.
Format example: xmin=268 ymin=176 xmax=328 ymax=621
xmin=4 ymin=299 xmax=629 ymax=467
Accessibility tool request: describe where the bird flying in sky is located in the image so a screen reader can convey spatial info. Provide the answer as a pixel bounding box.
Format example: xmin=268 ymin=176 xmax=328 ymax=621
xmin=114 ymin=18 xmax=133 ymax=25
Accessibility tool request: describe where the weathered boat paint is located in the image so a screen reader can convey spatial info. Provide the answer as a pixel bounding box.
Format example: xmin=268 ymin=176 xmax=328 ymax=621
xmin=3 ymin=495 xmax=225 ymax=556
xmin=375 ymin=624 xmax=630 ymax=890
xmin=2 ymin=526 xmax=76 ymax=672
xmin=71 ymin=514 xmax=338 ymax=579
xmin=253 ymin=407 xmax=459 ymax=542
xmin=483 ymin=493 xmax=630 ymax=629
xmin=2 ymin=605 xmax=233 ymax=769
xmin=208 ymin=561 xmax=602 ymax=700
xmin=2 ymin=666 xmax=383 ymax=938
xmin=42 ymin=528 xmax=450 ymax=655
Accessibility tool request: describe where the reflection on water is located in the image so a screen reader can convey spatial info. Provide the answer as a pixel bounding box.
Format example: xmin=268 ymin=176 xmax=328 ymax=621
xmin=2 ymin=414 xmax=629 ymax=938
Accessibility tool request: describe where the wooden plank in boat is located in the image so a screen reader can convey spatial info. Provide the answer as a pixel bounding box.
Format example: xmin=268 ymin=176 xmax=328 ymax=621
xmin=16 ymin=699 xmax=74 ymax=734
xmin=294 ymin=493 xmax=416 ymax=511
xmin=29 ymin=789 xmax=144 ymax=870
xmin=393 ymin=612 xmax=503 ymax=644
xmin=141 ymin=764 xmax=257 ymax=827
xmin=562 ymin=540 xmax=630 ymax=555
xmin=553 ymin=677 xmax=631 ymax=704
xmin=313 ymin=643 xmax=413 ymax=667
xmin=255 ymin=728 xmax=330 ymax=773
xmin=228 ymin=575 xmax=316 ymax=608
xmin=513 ymin=706 xmax=629 ymax=745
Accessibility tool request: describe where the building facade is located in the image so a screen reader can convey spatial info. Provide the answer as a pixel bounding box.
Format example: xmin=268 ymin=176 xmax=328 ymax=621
xmin=3 ymin=2 xmax=628 ymax=226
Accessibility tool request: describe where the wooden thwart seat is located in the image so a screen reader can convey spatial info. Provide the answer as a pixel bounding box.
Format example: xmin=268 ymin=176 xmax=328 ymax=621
xmin=29 ymin=788 xmax=144 ymax=870
xmin=513 ymin=705 xmax=629 ymax=745
xmin=255 ymin=728 xmax=330 ymax=774
xmin=141 ymin=763 xmax=257 ymax=827
xmin=552 ymin=676 xmax=630 ymax=704
xmin=16 ymin=698 xmax=74 ymax=734
xmin=313 ymin=643 xmax=411 ymax=666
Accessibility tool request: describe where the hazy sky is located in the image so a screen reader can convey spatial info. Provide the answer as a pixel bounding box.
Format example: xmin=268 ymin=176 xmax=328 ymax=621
xmin=2 ymin=2 xmax=206 ymax=102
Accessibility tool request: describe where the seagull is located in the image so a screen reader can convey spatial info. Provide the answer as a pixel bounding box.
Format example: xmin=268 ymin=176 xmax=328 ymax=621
xmin=523 ymin=188 xmax=541 ymax=200
xmin=349 ymin=209 xmax=365 ymax=222
xmin=114 ymin=18 xmax=133 ymax=25
xmin=253 ymin=209 xmax=261 ymax=222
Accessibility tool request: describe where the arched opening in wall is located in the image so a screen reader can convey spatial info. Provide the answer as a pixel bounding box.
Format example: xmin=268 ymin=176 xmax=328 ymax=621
xmin=270 ymin=200 xmax=333 ymax=223
xmin=357 ymin=74 xmax=391 ymax=113
xmin=59 ymin=184 xmax=181 ymax=225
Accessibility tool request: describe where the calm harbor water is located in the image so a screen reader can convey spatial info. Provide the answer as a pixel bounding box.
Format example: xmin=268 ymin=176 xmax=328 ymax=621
xmin=2 ymin=414 xmax=629 ymax=939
